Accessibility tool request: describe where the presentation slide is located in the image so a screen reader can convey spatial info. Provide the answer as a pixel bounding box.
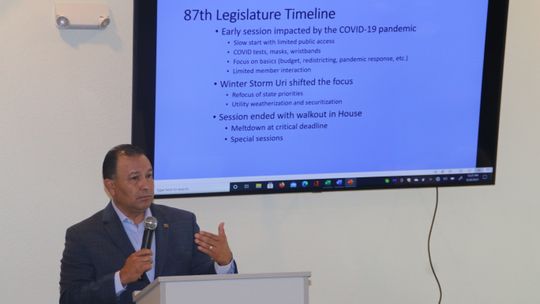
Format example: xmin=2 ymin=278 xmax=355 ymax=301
xmin=153 ymin=1 xmax=489 ymax=183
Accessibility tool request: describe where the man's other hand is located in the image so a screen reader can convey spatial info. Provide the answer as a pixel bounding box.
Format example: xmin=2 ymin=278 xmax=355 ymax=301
xmin=195 ymin=222 xmax=233 ymax=266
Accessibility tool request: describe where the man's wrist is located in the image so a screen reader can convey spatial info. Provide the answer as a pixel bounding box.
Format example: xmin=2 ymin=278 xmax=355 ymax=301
xmin=216 ymin=252 xmax=233 ymax=266
xmin=118 ymin=268 xmax=128 ymax=286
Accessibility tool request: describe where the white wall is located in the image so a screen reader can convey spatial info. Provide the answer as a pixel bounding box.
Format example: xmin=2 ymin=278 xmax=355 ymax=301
xmin=0 ymin=1 xmax=538 ymax=303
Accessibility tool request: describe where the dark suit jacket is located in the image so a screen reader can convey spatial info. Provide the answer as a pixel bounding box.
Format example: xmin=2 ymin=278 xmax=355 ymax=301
xmin=60 ymin=203 xmax=225 ymax=304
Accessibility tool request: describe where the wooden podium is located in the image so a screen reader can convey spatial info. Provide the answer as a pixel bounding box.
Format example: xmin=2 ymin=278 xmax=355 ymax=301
xmin=133 ymin=272 xmax=311 ymax=304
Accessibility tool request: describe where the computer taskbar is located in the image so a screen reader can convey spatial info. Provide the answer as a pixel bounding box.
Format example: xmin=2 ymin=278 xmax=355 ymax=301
xmin=229 ymin=172 xmax=494 ymax=193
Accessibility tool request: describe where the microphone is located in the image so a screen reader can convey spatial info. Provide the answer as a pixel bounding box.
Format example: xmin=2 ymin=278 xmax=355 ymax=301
xmin=141 ymin=216 xmax=158 ymax=249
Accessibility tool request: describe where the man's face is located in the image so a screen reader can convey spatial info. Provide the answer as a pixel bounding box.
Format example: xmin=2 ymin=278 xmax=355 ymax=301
xmin=105 ymin=154 xmax=154 ymax=218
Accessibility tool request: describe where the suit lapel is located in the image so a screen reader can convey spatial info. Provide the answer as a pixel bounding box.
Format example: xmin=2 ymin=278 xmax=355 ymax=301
xmin=152 ymin=205 xmax=169 ymax=277
xmin=102 ymin=202 xmax=136 ymax=258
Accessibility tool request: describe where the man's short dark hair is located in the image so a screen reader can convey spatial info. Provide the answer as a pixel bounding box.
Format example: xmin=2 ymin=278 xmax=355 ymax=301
xmin=102 ymin=144 xmax=146 ymax=179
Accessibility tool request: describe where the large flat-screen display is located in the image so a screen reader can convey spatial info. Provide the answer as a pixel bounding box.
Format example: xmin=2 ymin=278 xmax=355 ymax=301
xmin=132 ymin=0 xmax=509 ymax=198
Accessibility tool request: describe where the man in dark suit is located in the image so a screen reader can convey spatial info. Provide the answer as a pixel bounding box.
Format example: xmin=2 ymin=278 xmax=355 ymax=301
xmin=60 ymin=144 xmax=236 ymax=304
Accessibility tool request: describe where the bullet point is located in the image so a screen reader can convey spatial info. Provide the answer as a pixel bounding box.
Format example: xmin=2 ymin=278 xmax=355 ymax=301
xmin=213 ymin=115 xmax=216 ymax=118
xmin=215 ymin=29 xmax=218 ymax=33
xmin=214 ymin=82 xmax=217 ymax=85
xmin=225 ymin=138 xmax=228 ymax=141
xmin=225 ymin=127 xmax=228 ymax=130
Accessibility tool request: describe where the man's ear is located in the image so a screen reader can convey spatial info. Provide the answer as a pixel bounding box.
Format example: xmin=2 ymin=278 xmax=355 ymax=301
xmin=103 ymin=179 xmax=115 ymax=198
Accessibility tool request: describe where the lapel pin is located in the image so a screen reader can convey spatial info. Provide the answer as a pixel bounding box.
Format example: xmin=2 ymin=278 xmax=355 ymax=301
xmin=163 ymin=223 xmax=169 ymax=229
